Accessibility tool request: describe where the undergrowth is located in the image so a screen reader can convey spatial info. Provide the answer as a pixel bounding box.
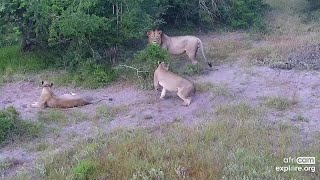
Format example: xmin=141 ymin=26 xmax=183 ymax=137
xmin=0 ymin=106 xmax=42 ymax=145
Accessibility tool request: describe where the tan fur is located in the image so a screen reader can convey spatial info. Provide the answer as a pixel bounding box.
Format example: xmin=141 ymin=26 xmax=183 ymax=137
xmin=31 ymin=81 xmax=92 ymax=109
xmin=154 ymin=62 xmax=195 ymax=106
xmin=147 ymin=30 xmax=212 ymax=68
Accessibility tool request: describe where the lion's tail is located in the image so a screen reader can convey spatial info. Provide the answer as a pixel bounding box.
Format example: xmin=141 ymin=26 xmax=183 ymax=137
xmin=198 ymin=39 xmax=212 ymax=68
xmin=90 ymin=98 xmax=113 ymax=104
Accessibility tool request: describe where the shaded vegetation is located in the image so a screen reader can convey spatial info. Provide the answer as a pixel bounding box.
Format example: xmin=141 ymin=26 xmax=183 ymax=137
xmin=0 ymin=0 xmax=269 ymax=59
xmin=0 ymin=0 xmax=270 ymax=88
xmin=0 ymin=107 xmax=42 ymax=145
xmin=119 ymin=45 xmax=171 ymax=89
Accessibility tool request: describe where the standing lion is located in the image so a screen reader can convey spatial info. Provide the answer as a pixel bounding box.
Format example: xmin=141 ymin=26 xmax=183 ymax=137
xmin=147 ymin=29 xmax=212 ymax=68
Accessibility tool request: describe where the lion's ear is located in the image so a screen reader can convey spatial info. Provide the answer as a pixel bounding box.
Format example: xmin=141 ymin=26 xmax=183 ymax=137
xmin=50 ymin=83 xmax=53 ymax=87
xmin=41 ymin=81 xmax=44 ymax=85
xmin=157 ymin=61 xmax=161 ymax=65
xmin=147 ymin=31 xmax=151 ymax=36
xmin=158 ymin=30 xmax=162 ymax=35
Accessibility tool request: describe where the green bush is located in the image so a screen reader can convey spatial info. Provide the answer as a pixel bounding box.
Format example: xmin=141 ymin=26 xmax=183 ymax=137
xmin=0 ymin=0 xmax=269 ymax=83
xmin=0 ymin=117 xmax=14 ymax=143
xmin=0 ymin=23 xmax=20 ymax=48
xmin=126 ymin=45 xmax=171 ymax=89
xmin=73 ymin=160 xmax=98 ymax=180
xmin=229 ymin=0 xmax=269 ymax=29
xmin=306 ymin=0 xmax=320 ymax=20
xmin=0 ymin=0 xmax=157 ymax=61
xmin=162 ymin=0 xmax=269 ymax=30
xmin=73 ymin=60 xmax=118 ymax=89
xmin=307 ymin=0 xmax=320 ymax=11
xmin=0 ymin=0 xmax=269 ymax=57
xmin=0 ymin=106 xmax=42 ymax=144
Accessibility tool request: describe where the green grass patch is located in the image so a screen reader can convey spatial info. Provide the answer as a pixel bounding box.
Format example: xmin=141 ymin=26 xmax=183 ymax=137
xmin=38 ymin=109 xmax=68 ymax=125
xmin=0 ymin=106 xmax=42 ymax=145
xmin=36 ymin=142 xmax=50 ymax=152
xmin=0 ymin=46 xmax=118 ymax=88
xmin=68 ymin=110 xmax=89 ymax=124
xmin=0 ymin=46 xmax=49 ymax=73
xmin=0 ymin=46 xmax=52 ymax=84
xmin=183 ymin=64 xmax=204 ymax=76
xmin=73 ymin=160 xmax=99 ymax=180
xmin=33 ymin=103 xmax=319 ymax=179
xmin=52 ymin=61 xmax=118 ymax=89
xmin=264 ymin=97 xmax=298 ymax=111
xmin=95 ymin=105 xmax=129 ymax=121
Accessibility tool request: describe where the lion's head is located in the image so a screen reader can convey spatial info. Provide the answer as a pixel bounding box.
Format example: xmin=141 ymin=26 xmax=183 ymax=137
xmin=147 ymin=30 xmax=162 ymax=45
xmin=41 ymin=81 xmax=53 ymax=87
xmin=157 ymin=61 xmax=169 ymax=71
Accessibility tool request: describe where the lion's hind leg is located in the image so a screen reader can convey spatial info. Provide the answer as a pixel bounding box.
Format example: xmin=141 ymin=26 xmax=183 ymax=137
xmin=177 ymin=88 xmax=192 ymax=106
xmin=186 ymin=48 xmax=198 ymax=65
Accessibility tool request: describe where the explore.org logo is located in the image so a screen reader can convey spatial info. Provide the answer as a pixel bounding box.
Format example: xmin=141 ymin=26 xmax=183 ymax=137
xmin=276 ymin=157 xmax=316 ymax=173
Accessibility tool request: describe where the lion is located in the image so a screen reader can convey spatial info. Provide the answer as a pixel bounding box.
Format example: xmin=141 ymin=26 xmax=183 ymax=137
xmin=154 ymin=62 xmax=195 ymax=106
xmin=147 ymin=29 xmax=212 ymax=68
xmin=31 ymin=81 xmax=108 ymax=109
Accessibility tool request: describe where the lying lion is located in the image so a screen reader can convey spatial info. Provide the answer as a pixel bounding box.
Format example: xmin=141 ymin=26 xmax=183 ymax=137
xmin=147 ymin=29 xmax=212 ymax=68
xmin=31 ymin=81 xmax=106 ymax=109
xmin=154 ymin=62 xmax=195 ymax=106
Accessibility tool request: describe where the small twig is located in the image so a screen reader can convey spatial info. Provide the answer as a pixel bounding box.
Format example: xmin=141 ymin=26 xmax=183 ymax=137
xmin=116 ymin=64 xmax=149 ymax=79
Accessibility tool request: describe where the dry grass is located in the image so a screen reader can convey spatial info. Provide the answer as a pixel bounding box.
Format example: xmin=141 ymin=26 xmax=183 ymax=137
xmin=207 ymin=39 xmax=252 ymax=65
xmin=94 ymin=105 xmax=129 ymax=121
xmin=196 ymin=82 xmax=233 ymax=99
xmin=265 ymin=0 xmax=311 ymax=35
xmin=38 ymin=109 xmax=68 ymax=125
xmin=235 ymin=0 xmax=320 ymax=67
xmin=264 ymin=96 xmax=298 ymax=111
xmin=17 ymin=102 xmax=318 ymax=179
xmin=245 ymin=32 xmax=320 ymax=67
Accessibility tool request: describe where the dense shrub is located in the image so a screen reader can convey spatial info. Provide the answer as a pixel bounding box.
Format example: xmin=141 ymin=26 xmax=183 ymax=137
xmin=121 ymin=45 xmax=170 ymax=89
xmin=0 ymin=0 xmax=269 ymax=81
xmin=0 ymin=0 xmax=269 ymax=54
xmin=229 ymin=0 xmax=269 ymax=29
xmin=0 ymin=115 xmax=14 ymax=143
xmin=0 ymin=0 xmax=158 ymax=65
xmin=0 ymin=23 xmax=20 ymax=47
xmin=163 ymin=0 xmax=269 ymax=30
xmin=72 ymin=60 xmax=118 ymax=89
xmin=0 ymin=106 xmax=41 ymax=144
xmin=307 ymin=0 xmax=320 ymax=11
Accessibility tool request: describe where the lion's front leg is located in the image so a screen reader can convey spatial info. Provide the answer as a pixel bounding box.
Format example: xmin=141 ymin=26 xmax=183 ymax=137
xmin=39 ymin=101 xmax=47 ymax=109
xmin=160 ymin=88 xmax=166 ymax=100
xmin=154 ymin=73 xmax=160 ymax=91
xmin=30 ymin=102 xmax=39 ymax=108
